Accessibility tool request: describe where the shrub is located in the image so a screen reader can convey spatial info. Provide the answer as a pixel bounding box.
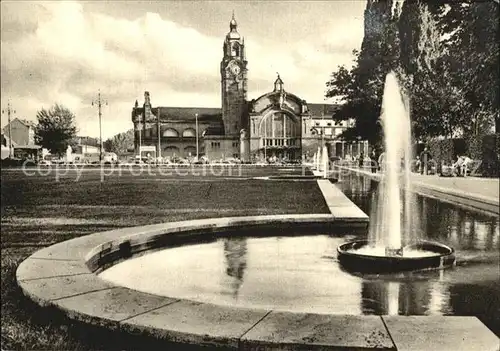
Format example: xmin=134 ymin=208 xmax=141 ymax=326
xmin=427 ymin=138 xmax=465 ymax=173
xmin=470 ymin=133 xmax=499 ymax=177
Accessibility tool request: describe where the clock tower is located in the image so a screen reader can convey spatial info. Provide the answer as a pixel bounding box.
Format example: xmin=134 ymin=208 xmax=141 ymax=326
xmin=221 ymin=13 xmax=247 ymax=137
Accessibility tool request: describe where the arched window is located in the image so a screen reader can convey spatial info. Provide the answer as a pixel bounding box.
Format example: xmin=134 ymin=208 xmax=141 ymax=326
xmin=182 ymin=128 xmax=196 ymax=138
xmin=163 ymin=146 xmax=180 ymax=158
xmin=163 ymin=128 xmax=179 ymax=137
xmin=184 ymin=146 xmax=196 ymax=157
xmin=231 ymin=43 xmax=239 ymax=57
xmin=259 ymin=112 xmax=299 ymax=138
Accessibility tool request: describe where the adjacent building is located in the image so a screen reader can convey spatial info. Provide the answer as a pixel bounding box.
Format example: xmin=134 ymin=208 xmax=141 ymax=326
xmin=131 ymin=15 xmax=366 ymax=161
xmin=2 ymin=118 xmax=36 ymax=145
xmin=1 ymin=118 xmax=42 ymax=159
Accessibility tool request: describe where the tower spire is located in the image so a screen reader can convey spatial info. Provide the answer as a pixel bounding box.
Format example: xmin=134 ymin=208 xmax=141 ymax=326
xmin=274 ymin=72 xmax=284 ymax=92
xmin=230 ymin=11 xmax=237 ymax=30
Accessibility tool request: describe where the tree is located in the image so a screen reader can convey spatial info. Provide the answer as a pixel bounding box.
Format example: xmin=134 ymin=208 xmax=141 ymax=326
xmin=326 ymin=0 xmax=498 ymax=145
xmin=326 ymin=0 xmax=399 ymax=147
xmin=35 ymin=104 xmax=77 ymax=156
xmin=104 ymin=129 xmax=134 ymax=155
xmin=397 ymin=1 xmax=463 ymax=140
xmin=450 ymin=1 xmax=499 ymax=134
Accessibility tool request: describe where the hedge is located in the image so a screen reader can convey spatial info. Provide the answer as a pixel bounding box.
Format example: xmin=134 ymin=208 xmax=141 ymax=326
xmin=427 ymin=138 xmax=466 ymax=173
xmin=422 ymin=135 xmax=498 ymax=177
xmin=471 ymin=133 xmax=499 ymax=178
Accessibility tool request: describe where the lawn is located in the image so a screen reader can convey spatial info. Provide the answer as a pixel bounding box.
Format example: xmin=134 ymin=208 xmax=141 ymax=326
xmin=1 ymin=168 xmax=328 ymax=350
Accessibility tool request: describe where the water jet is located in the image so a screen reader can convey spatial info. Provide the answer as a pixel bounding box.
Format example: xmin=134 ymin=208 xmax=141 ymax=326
xmin=338 ymin=72 xmax=456 ymax=273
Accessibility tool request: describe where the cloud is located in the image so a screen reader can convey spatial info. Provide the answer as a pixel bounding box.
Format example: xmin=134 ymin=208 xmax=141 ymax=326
xmin=1 ymin=1 xmax=363 ymax=139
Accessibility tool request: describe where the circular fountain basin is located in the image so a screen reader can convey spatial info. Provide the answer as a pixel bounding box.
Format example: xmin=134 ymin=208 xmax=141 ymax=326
xmin=337 ymin=240 xmax=456 ymax=273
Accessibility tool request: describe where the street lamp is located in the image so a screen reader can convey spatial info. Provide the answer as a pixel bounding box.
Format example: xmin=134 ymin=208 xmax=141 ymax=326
xmin=91 ymin=90 xmax=107 ymax=162
xmin=195 ymin=113 xmax=199 ymax=160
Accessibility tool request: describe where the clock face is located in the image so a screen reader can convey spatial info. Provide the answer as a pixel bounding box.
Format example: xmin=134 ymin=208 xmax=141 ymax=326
xmin=230 ymin=64 xmax=240 ymax=76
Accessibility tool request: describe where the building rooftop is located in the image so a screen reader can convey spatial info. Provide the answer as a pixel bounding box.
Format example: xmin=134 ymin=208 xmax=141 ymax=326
xmin=307 ymin=103 xmax=341 ymax=118
xmin=133 ymin=103 xmax=341 ymax=122
xmin=202 ymin=122 xmax=225 ymax=136
xmin=158 ymin=107 xmax=222 ymax=122
xmin=134 ymin=107 xmax=222 ymax=122
xmin=14 ymin=144 xmax=41 ymax=149
xmin=19 ymin=118 xmax=36 ymax=128
xmin=76 ymin=136 xmax=100 ymax=147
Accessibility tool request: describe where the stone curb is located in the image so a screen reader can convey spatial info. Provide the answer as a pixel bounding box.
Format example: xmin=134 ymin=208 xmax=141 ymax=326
xmin=16 ymin=214 xmax=499 ymax=350
xmin=317 ymin=179 xmax=370 ymax=220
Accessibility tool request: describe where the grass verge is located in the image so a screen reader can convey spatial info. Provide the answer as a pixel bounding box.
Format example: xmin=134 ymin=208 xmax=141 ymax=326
xmin=1 ymin=170 xmax=328 ymax=350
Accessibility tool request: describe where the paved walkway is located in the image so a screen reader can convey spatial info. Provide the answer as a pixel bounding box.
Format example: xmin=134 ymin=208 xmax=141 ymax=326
xmin=410 ymin=173 xmax=499 ymax=201
xmin=316 ymin=179 xmax=368 ymax=221
xmin=334 ymin=166 xmax=499 ymax=215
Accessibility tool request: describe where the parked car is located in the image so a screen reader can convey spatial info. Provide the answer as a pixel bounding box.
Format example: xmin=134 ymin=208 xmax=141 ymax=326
xmin=132 ymin=156 xmax=148 ymax=164
xmin=103 ymin=152 xmax=118 ymax=163
xmin=225 ymin=157 xmax=241 ymax=164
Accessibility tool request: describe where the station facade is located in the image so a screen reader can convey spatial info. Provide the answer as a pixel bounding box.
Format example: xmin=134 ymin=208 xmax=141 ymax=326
xmin=131 ymin=15 xmax=366 ymax=161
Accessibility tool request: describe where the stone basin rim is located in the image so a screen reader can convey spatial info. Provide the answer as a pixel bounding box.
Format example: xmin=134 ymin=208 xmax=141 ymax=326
xmin=16 ymin=214 xmax=386 ymax=349
xmin=16 ymin=214 xmax=497 ymax=350
xmin=337 ymin=239 xmax=457 ymax=273
xmin=337 ymin=239 xmax=455 ymax=259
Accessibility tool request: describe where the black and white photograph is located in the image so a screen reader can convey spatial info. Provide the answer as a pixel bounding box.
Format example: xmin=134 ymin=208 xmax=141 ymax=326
xmin=1 ymin=1 xmax=499 ymax=350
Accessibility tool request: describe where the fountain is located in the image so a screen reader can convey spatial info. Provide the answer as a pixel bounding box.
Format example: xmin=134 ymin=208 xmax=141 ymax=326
xmin=316 ymin=146 xmax=321 ymax=171
xmin=322 ymin=145 xmax=329 ymax=178
xmin=337 ymin=72 xmax=456 ymax=273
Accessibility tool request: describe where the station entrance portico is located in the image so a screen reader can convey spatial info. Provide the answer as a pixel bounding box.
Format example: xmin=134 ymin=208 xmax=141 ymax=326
xmin=254 ymin=109 xmax=301 ymax=161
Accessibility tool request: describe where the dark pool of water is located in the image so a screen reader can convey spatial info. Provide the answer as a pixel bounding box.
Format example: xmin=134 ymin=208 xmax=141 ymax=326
xmin=100 ymin=176 xmax=500 ymax=336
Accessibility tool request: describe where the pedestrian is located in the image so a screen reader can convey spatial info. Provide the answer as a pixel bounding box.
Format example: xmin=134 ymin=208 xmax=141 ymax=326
xmin=420 ymin=146 xmax=431 ymax=175
xmin=359 ymin=151 xmax=364 ymax=168
xmin=378 ymin=150 xmax=386 ymax=172
xmin=370 ymin=149 xmax=377 ymax=173
xmin=462 ymin=155 xmax=473 ymax=177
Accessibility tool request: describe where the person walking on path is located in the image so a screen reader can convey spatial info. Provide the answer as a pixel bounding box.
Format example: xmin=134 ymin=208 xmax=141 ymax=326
xmin=420 ymin=147 xmax=432 ymax=175
xmin=378 ymin=150 xmax=386 ymax=173
xmin=370 ymin=149 xmax=377 ymax=173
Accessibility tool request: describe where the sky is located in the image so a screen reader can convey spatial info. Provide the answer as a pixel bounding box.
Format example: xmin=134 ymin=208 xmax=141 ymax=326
xmin=1 ymin=1 xmax=367 ymax=139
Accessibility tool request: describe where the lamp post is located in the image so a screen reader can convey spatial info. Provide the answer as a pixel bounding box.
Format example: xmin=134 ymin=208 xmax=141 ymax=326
xmin=157 ymin=107 xmax=161 ymax=162
xmin=195 ymin=113 xmax=199 ymax=160
xmin=264 ymin=120 xmax=267 ymax=162
xmin=2 ymin=99 xmax=15 ymax=158
xmin=92 ymin=90 xmax=107 ymax=162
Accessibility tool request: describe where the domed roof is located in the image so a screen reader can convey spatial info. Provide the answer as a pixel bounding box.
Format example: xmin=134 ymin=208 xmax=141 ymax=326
xmin=230 ymin=17 xmax=237 ymax=29
xmin=226 ymin=12 xmax=240 ymax=40
xmin=230 ymin=11 xmax=237 ymax=28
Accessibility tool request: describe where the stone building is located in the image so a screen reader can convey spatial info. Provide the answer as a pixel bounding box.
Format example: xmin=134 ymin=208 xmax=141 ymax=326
xmin=1 ymin=118 xmax=44 ymax=160
xmin=2 ymin=118 xmax=36 ymax=146
xmin=131 ymin=14 xmax=366 ymax=161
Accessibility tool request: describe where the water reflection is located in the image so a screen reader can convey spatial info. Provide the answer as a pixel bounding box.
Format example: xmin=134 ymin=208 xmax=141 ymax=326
xmin=338 ymin=175 xmax=500 ymax=253
xmin=361 ymin=272 xmax=454 ymax=316
xmin=100 ymin=233 xmax=500 ymax=336
xmin=99 ymin=175 xmax=500 ymax=337
xmin=222 ymin=237 xmax=247 ymax=298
